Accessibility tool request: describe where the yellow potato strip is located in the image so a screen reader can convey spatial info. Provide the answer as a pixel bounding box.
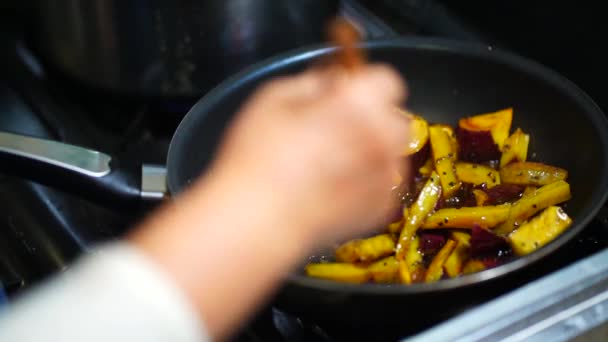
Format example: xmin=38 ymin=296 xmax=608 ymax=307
xmin=421 ymin=204 xmax=511 ymax=229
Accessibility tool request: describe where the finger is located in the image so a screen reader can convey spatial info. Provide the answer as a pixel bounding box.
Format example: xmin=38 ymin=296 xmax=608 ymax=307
xmin=256 ymin=68 xmax=329 ymax=103
xmin=342 ymin=63 xmax=408 ymax=106
xmin=384 ymin=106 xmax=411 ymax=153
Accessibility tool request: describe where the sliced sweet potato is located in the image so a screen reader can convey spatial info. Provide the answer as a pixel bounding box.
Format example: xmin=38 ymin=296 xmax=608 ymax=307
xmin=508 ymin=206 xmax=573 ymax=256
xmin=418 ymin=157 xmax=433 ymax=177
xmin=494 ymin=180 xmax=571 ymax=235
xmin=429 ymin=125 xmax=461 ymax=197
xmin=473 ymin=189 xmax=489 ymax=206
xmin=429 ymin=125 xmax=454 ymax=160
xmin=368 ymin=256 xmax=400 ymax=283
xmin=458 ymin=108 xmax=513 ymax=149
xmin=500 ymin=162 xmax=568 ymax=186
xmin=425 ymin=239 xmax=457 ymax=282
xmin=455 ymin=162 xmax=501 ymax=188
xmin=399 ymin=110 xmax=430 ymax=157
xmin=462 ymin=260 xmax=486 ymax=274
xmin=420 ymin=204 xmax=511 ymax=229
xmin=396 ymin=172 xmax=441 ymax=281
xmin=396 ymin=172 xmax=442 ymax=257
xmin=387 ymin=220 xmax=402 ymax=234
xmin=335 ymin=234 xmax=396 ymax=263
xmin=451 ymin=231 xmax=472 ymax=245
xmin=500 ymin=128 xmax=530 ymax=167
xmin=408 ymin=144 xmax=431 ymax=179
xmin=305 ymin=263 xmax=370 ymax=283
xmin=523 ymin=186 xmax=537 ymax=196
xmin=399 ymin=235 xmax=425 ymax=284
xmin=438 ymin=124 xmax=459 ymax=160
xmin=435 ymin=158 xmax=461 ymax=197
xmin=444 ymin=232 xmax=471 ymax=277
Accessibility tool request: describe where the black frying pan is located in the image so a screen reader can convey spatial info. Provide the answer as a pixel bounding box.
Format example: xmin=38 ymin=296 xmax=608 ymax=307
xmin=1 ymin=38 xmax=608 ymax=337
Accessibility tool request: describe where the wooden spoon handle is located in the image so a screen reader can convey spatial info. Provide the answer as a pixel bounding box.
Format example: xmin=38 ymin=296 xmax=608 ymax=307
xmin=327 ymin=17 xmax=365 ymax=71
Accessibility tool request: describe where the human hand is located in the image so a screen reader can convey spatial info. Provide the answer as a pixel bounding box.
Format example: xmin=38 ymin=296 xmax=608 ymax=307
xmin=208 ymin=64 xmax=408 ymax=244
xmin=128 ymin=64 xmax=408 ymax=339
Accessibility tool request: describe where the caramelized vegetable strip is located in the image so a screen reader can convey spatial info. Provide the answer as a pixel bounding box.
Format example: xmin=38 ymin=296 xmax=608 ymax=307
xmin=473 ymin=189 xmax=489 ymax=206
xmin=398 ymin=110 xmax=430 ymax=157
xmin=458 ymin=108 xmax=513 ymax=149
xmin=500 ymin=162 xmax=568 ymax=186
xmin=419 ymin=158 xmax=433 ymax=177
xmin=451 ymin=231 xmax=472 ymax=245
xmin=402 ymin=235 xmax=425 ymax=284
xmin=425 ymin=239 xmax=457 ymax=282
xmin=435 ymin=158 xmax=461 ymax=198
xmin=500 ymin=128 xmax=530 ymax=167
xmin=305 ymin=263 xmax=370 ymax=283
xmin=335 ymin=234 xmax=396 ymax=263
xmin=439 ymin=125 xmax=459 ymax=160
xmin=508 ymin=206 xmax=572 ymax=256
xmin=388 ymin=221 xmax=402 ymax=234
xmin=444 ymin=232 xmax=471 ymax=278
xmin=462 ymin=260 xmax=486 ymax=274
xmin=494 ymin=180 xmax=571 ymax=236
xmin=396 ymin=172 xmax=442 ymax=283
xmin=523 ymin=186 xmax=537 ymax=196
xmin=429 ymin=126 xmax=461 ymax=197
xmin=429 ymin=125 xmax=453 ymax=159
xmin=420 ymin=204 xmax=511 ymax=229
xmin=368 ymin=256 xmax=400 ymax=283
xmin=396 ymin=172 xmax=442 ymax=251
xmin=455 ymin=162 xmax=501 ymax=188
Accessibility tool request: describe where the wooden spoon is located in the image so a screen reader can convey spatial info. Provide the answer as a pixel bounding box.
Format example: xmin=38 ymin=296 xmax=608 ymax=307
xmin=327 ymin=17 xmax=365 ymax=71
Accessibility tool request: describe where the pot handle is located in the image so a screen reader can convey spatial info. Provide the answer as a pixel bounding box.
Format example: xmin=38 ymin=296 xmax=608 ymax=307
xmin=0 ymin=131 xmax=162 ymax=210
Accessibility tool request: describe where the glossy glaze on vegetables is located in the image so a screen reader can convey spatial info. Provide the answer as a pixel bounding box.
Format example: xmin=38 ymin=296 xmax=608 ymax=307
xmin=306 ymin=108 xmax=572 ymax=284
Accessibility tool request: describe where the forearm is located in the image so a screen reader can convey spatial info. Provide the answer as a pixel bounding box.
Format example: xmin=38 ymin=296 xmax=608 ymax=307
xmin=0 ymin=242 xmax=206 ymax=342
xmin=129 ymin=169 xmax=315 ymax=340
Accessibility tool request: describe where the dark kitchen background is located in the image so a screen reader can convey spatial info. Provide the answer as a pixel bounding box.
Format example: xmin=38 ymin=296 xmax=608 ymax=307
xmin=0 ymin=1 xmax=607 ymax=341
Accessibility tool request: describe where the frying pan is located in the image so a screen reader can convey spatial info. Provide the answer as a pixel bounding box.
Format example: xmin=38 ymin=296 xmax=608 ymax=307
xmin=1 ymin=38 xmax=608 ymax=337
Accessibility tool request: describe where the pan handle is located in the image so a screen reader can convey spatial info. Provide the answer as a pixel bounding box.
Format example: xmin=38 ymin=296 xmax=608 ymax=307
xmin=0 ymin=131 xmax=112 ymax=177
xmin=0 ymin=131 xmax=161 ymax=210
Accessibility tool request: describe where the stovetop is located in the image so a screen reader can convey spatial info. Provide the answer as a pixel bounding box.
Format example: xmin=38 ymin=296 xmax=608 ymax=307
xmin=1 ymin=1 xmax=607 ymax=341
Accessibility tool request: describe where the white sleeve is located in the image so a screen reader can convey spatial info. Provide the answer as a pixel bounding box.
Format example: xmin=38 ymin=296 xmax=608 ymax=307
xmin=0 ymin=242 xmax=210 ymax=342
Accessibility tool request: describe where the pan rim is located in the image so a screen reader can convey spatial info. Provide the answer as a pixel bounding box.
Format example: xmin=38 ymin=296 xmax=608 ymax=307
xmin=167 ymin=37 xmax=608 ymax=294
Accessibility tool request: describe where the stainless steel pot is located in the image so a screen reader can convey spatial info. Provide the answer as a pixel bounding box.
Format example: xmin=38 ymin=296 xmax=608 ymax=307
xmin=32 ymin=0 xmax=339 ymax=98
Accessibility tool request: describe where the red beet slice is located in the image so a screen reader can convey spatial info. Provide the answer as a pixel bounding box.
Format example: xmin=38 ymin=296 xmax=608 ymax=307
xmin=456 ymin=127 xmax=501 ymax=163
xmin=479 ymin=251 xmax=513 ymax=269
xmin=419 ymin=232 xmax=447 ymax=254
xmin=436 ymin=183 xmax=477 ymax=209
xmin=483 ymin=184 xmax=525 ymax=205
xmin=470 ymin=226 xmax=510 ymax=257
